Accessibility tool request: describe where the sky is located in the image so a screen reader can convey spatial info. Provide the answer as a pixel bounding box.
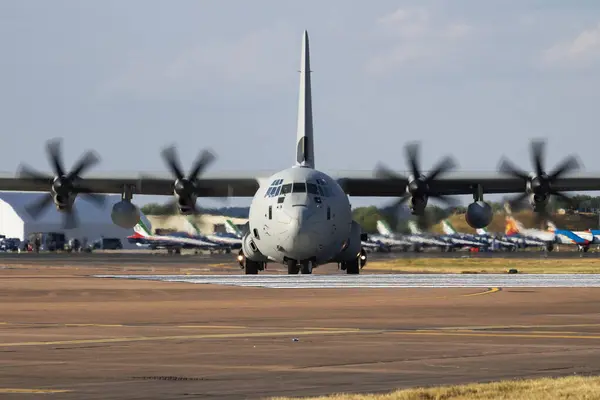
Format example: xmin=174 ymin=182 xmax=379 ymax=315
xmin=1 ymin=0 xmax=600 ymax=209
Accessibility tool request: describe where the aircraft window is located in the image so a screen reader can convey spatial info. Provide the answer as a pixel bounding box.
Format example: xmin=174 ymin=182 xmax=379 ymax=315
xmin=316 ymin=186 xmax=324 ymax=196
xmin=277 ymin=197 xmax=285 ymax=204
xmin=320 ymin=186 xmax=330 ymax=197
xmin=271 ymin=180 xmax=279 ymax=186
xmin=292 ymin=182 xmax=306 ymax=193
xmin=306 ymin=183 xmax=318 ymax=194
xmin=281 ymin=184 xmax=292 ymax=194
xmin=316 ymin=178 xmax=327 ymax=185
xmin=268 ymin=206 xmax=272 ymax=220
xmin=274 ymin=186 xmax=281 ymax=196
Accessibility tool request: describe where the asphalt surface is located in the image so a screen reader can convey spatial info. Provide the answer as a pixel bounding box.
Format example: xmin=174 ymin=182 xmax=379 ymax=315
xmin=2 ymin=257 xmax=600 ymax=399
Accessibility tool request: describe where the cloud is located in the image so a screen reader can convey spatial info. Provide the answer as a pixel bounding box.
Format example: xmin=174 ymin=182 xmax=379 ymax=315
xmin=542 ymin=22 xmax=600 ymax=67
xmin=98 ymin=22 xmax=295 ymax=100
xmin=365 ymin=7 xmax=473 ymax=75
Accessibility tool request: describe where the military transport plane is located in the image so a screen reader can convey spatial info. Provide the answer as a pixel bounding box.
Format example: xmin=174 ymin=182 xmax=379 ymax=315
xmin=10 ymin=30 xmax=600 ymax=275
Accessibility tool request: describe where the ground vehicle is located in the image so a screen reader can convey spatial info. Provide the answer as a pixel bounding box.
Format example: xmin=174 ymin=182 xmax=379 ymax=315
xmin=28 ymin=232 xmax=66 ymax=251
xmin=89 ymin=237 xmax=123 ymax=250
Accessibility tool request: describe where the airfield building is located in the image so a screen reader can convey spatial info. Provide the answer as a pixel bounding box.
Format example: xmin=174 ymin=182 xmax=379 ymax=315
xmin=0 ymin=192 xmax=151 ymax=249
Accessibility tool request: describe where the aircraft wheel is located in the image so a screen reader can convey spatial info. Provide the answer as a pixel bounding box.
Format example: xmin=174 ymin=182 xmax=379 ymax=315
xmin=346 ymin=258 xmax=360 ymax=274
xmin=245 ymin=260 xmax=259 ymax=274
xmin=287 ymin=259 xmax=300 ymax=274
xmin=301 ymin=261 xmax=313 ymax=274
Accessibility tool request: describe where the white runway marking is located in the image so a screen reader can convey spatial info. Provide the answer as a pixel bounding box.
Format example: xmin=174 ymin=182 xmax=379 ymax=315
xmin=95 ymin=274 xmax=600 ymax=288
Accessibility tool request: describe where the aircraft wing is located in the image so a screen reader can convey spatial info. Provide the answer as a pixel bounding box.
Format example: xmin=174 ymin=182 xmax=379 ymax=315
xmin=4 ymin=168 xmax=600 ymax=198
xmin=0 ymin=172 xmax=263 ymax=197
xmin=333 ymin=171 xmax=600 ymax=197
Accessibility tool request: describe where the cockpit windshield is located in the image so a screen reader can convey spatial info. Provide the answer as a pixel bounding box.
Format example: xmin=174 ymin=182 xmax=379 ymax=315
xmin=292 ymin=182 xmax=306 ymax=193
xmin=281 ymin=184 xmax=292 ymax=194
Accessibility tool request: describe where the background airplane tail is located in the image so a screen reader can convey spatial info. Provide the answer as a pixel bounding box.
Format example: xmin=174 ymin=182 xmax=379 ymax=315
xmin=376 ymin=220 xmax=393 ymax=236
xmin=504 ymin=216 xmax=520 ymax=235
xmin=225 ymin=219 xmax=243 ymax=238
xmin=407 ymin=221 xmax=421 ymax=234
xmin=295 ymin=31 xmax=314 ymax=169
xmin=476 ymin=227 xmax=488 ymax=235
xmin=185 ymin=217 xmax=201 ymax=235
xmin=134 ymin=220 xmax=152 ymax=237
xmin=441 ymin=220 xmax=457 ymax=235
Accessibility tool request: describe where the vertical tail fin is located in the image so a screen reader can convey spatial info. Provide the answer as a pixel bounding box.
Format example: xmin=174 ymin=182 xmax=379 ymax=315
xmin=407 ymin=221 xmax=421 ymax=234
xmin=225 ymin=219 xmax=243 ymax=238
xmin=295 ymin=30 xmax=314 ymax=169
xmin=134 ymin=220 xmax=152 ymax=237
xmin=185 ymin=217 xmax=201 ymax=235
xmin=442 ymin=220 xmax=457 ymax=235
xmin=505 ymin=216 xmax=520 ymax=235
xmin=376 ymin=220 xmax=393 ymax=236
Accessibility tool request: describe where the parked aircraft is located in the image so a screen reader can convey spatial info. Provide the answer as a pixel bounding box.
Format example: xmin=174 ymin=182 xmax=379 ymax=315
xmin=441 ymin=220 xmax=516 ymax=251
xmin=546 ymin=221 xmax=593 ymax=252
xmin=127 ymin=220 xmax=225 ymax=254
xmin=504 ymin=215 xmax=555 ymax=251
xmin=410 ymin=220 xmax=486 ymax=251
xmin=185 ymin=217 xmax=243 ymax=249
xmin=375 ymin=220 xmax=442 ymax=251
xmin=12 ymin=30 xmax=600 ymax=275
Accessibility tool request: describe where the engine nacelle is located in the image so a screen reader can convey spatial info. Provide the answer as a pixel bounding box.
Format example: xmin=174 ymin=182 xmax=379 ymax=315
xmin=465 ymin=201 xmax=493 ymax=229
xmin=529 ymin=193 xmax=549 ymax=212
xmin=409 ymin=196 xmax=427 ymax=214
xmin=111 ymin=200 xmax=141 ymax=229
xmin=241 ymin=232 xmax=268 ymax=262
xmin=175 ymin=194 xmax=197 ymax=215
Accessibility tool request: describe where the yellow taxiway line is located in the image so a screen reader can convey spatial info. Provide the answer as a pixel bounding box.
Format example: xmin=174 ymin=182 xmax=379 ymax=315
xmin=0 ymin=329 xmax=368 ymax=348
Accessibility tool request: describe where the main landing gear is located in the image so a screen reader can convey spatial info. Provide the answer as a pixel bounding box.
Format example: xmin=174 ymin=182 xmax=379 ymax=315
xmin=340 ymin=258 xmax=360 ymax=274
xmin=244 ymin=259 xmax=266 ymax=274
xmin=286 ymin=259 xmax=313 ymax=274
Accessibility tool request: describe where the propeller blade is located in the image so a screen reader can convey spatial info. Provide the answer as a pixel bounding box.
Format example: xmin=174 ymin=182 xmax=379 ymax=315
xmin=374 ymin=163 xmax=407 ymax=181
xmin=17 ymin=164 xmax=51 ymax=185
xmin=424 ymin=156 xmax=457 ymax=183
xmin=506 ymin=192 xmax=529 ymax=211
xmin=46 ymin=138 xmax=66 ymax=177
xmin=548 ymin=155 xmax=581 ymax=181
xmin=67 ymin=150 xmax=100 ymax=180
xmin=24 ymin=193 xmax=53 ymax=220
xmin=405 ymin=142 xmax=420 ymax=178
xmin=80 ymin=192 xmax=106 ymax=207
xmin=429 ymin=194 xmax=459 ymax=208
xmin=391 ymin=194 xmax=411 ymax=208
xmin=161 ymin=145 xmax=185 ymax=180
xmin=188 ymin=149 xmax=216 ymax=180
xmin=498 ymin=158 xmax=530 ymax=181
xmin=63 ymin=209 xmax=79 ymax=230
xmin=530 ymin=139 xmax=545 ymax=177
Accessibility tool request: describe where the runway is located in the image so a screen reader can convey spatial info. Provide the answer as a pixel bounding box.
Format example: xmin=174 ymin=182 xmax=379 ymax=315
xmin=98 ymin=273 xmax=600 ymax=288
xmin=2 ymin=261 xmax=600 ymax=399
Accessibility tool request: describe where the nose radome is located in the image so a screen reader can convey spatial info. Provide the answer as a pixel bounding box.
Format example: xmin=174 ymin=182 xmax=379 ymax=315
xmin=292 ymin=205 xmax=312 ymax=223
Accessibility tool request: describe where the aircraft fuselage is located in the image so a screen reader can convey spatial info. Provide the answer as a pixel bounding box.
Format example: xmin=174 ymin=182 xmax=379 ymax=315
xmin=243 ymin=166 xmax=356 ymax=266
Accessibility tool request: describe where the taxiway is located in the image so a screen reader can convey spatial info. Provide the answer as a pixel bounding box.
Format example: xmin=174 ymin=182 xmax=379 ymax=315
xmin=1 ymin=260 xmax=600 ymax=399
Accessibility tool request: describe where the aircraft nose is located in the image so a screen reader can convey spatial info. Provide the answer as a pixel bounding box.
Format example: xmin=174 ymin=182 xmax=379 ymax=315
xmin=286 ymin=206 xmax=314 ymax=250
xmin=291 ymin=205 xmax=312 ymax=224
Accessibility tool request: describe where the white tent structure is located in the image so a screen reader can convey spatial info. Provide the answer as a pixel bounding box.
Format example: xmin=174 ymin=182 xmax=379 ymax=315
xmin=0 ymin=192 xmax=152 ymax=249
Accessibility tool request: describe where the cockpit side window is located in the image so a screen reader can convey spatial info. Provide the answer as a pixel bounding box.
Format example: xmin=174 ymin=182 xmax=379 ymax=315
xmin=292 ymin=182 xmax=306 ymax=193
xmin=281 ymin=184 xmax=292 ymax=194
xmin=306 ymin=183 xmax=318 ymax=194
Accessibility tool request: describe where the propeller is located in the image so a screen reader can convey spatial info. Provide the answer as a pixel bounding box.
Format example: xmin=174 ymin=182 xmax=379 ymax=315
xmin=375 ymin=142 xmax=459 ymax=229
xmin=497 ymin=139 xmax=581 ymax=226
xmin=161 ymin=145 xmax=218 ymax=214
xmin=16 ymin=138 xmax=105 ymax=229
